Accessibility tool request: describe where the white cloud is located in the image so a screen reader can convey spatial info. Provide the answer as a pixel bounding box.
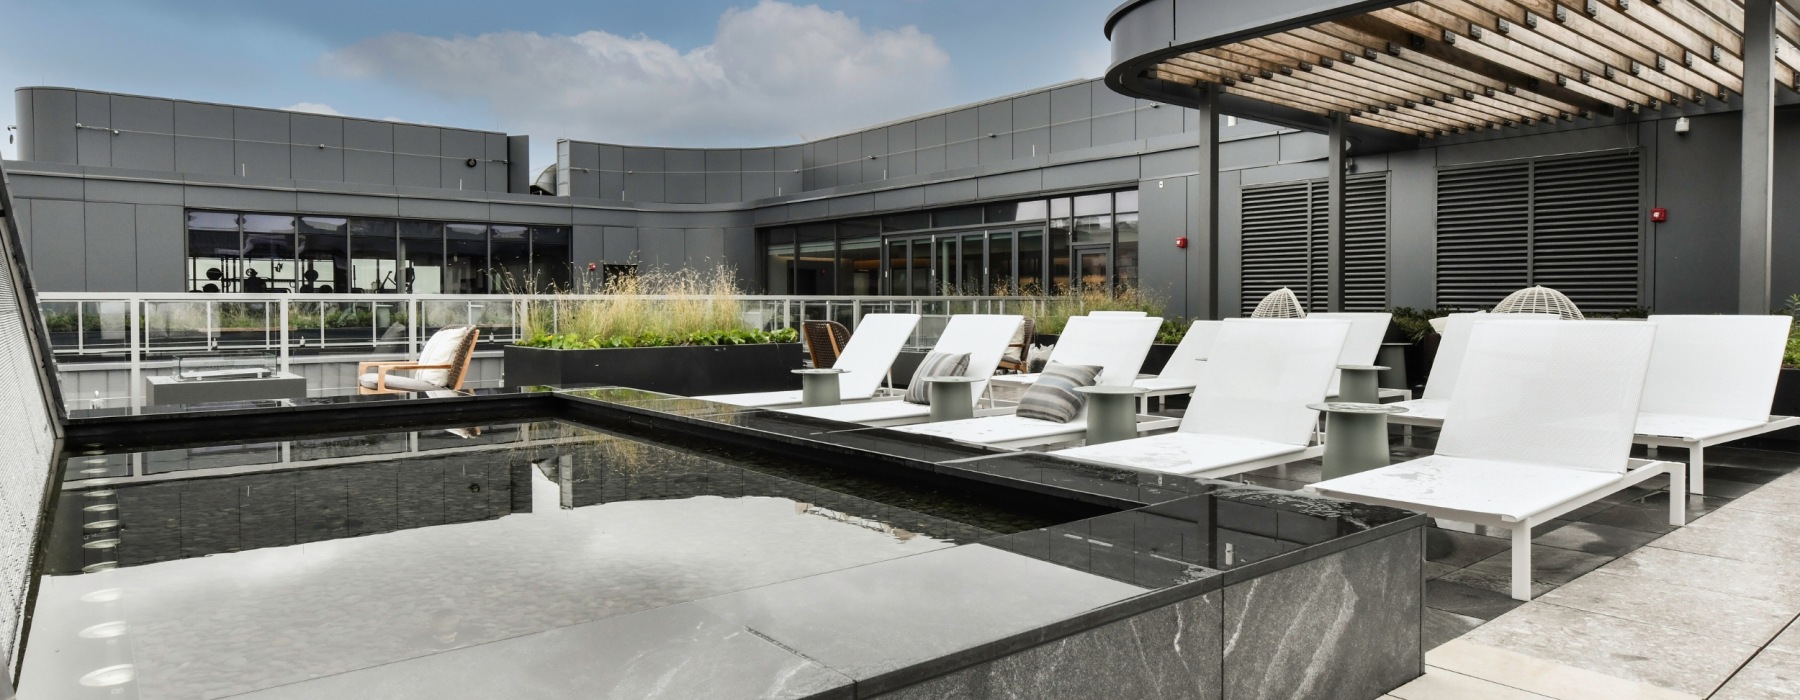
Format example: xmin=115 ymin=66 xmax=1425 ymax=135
xmin=319 ymin=1 xmax=952 ymax=147
xmin=283 ymin=101 xmax=343 ymax=116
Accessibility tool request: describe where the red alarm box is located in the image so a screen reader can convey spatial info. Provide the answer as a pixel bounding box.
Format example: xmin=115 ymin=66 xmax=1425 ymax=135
xmin=1650 ymin=207 xmax=1668 ymax=222
xmin=1175 ymin=237 xmax=1188 ymax=249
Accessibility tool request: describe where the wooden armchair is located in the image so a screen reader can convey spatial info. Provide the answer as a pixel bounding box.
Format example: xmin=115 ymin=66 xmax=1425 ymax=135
xmin=802 ymin=320 xmax=853 ymax=369
xmin=996 ymin=318 xmax=1036 ymax=374
xmin=358 ymin=325 xmax=480 ymax=395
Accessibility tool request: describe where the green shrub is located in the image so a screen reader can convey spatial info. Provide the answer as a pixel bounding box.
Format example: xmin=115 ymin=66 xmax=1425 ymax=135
xmin=516 ymin=266 xmax=800 ymax=350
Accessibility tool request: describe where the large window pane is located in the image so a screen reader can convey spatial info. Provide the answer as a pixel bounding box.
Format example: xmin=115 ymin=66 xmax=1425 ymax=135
xmin=187 ymin=211 xmax=239 ymax=293
xmin=985 ymin=200 xmax=1047 ymax=224
xmin=934 ymin=206 xmax=981 ymax=229
xmin=1017 ymin=229 xmax=1044 ymax=294
xmin=908 ymin=240 xmax=931 ymax=296
xmin=297 ymin=216 xmax=348 ymax=293
xmin=399 ymin=221 xmax=443 ymax=294
xmin=1049 ymin=218 xmax=1071 ymax=292
xmin=881 ymin=212 xmax=928 ymax=232
xmin=1073 ymin=193 xmax=1111 ymax=217
xmin=241 ymin=214 xmax=296 ymax=293
xmin=764 ymin=228 xmax=795 ymax=294
xmin=960 ymin=234 xmax=984 ymax=293
xmin=989 ymin=232 xmax=1013 ymax=295
xmin=1073 ymin=214 xmax=1112 ymax=244
xmin=1115 ymin=190 xmax=1139 ymax=213
xmin=795 ymin=224 xmax=835 ymax=295
xmin=444 ymin=223 xmax=488 ymax=294
xmin=350 ymin=219 xmax=399 ymax=293
xmin=489 ymin=225 xmax=530 ymax=293
xmin=837 ymin=237 xmax=881 ymax=295
xmin=1115 ymin=212 xmax=1139 ymax=289
xmin=531 ymin=226 xmax=572 ymax=291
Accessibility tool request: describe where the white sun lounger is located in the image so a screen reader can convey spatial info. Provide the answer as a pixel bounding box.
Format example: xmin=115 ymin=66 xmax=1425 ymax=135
xmin=781 ymin=314 xmax=1022 ymax=427
xmin=1087 ymin=310 xmax=1148 ymax=317
xmin=1307 ymin=312 xmax=1409 ymax=401
xmin=1132 ymin=320 xmax=1224 ymax=411
xmin=1632 ymin=315 xmax=1799 ymax=495
xmin=1308 ymin=321 xmax=1683 ymax=601
xmin=1048 ymin=318 xmax=1351 ymax=477
xmin=1390 ymin=313 xmax=1561 ymax=428
xmin=890 ymin=316 xmax=1163 ymax=448
xmin=696 ymin=313 xmax=922 ymax=408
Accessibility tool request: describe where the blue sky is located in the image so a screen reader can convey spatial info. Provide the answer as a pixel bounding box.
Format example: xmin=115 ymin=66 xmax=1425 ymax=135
xmin=0 ymin=0 xmax=1117 ymax=172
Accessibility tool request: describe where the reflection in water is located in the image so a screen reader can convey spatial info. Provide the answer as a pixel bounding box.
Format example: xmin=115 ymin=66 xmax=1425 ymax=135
xmin=24 ymin=420 xmax=1054 ymax=700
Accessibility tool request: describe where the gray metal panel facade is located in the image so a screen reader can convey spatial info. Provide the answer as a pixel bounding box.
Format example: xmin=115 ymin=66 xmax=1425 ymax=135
xmin=76 ymin=91 xmax=111 ymax=167
xmin=83 ymin=202 xmax=137 ymax=292
xmin=602 ymin=226 xmax=638 ymax=264
xmin=684 ymin=228 xmax=727 ymax=269
xmin=30 ymin=199 xmax=84 ymax=291
xmin=135 ymin=204 xmax=186 ymax=292
xmin=111 ymin=95 xmax=176 ymax=171
xmin=290 ymin=113 xmax=345 ymax=182
xmin=344 ymin=119 xmax=395 ymax=186
xmin=638 ymin=227 xmax=683 ymax=270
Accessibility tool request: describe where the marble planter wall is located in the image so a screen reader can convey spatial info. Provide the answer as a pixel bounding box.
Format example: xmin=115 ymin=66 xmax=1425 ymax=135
xmin=874 ymin=528 xmax=1424 ymax=700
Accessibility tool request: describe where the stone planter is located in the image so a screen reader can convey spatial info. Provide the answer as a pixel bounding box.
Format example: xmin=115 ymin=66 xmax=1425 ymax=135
xmin=503 ymin=343 xmax=805 ymax=396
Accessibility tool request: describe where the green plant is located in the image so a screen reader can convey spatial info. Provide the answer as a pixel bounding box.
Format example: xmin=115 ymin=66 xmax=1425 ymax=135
xmin=1020 ymin=281 xmax=1167 ymax=335
xmin=1155 ymin=318 xmax=1187 ymax=344
xmin=515 ymin=264 xmax=798 ymax=350
xmin=1388 ymin=307 xmax=1451 ymax=343
xmin=1780 ymin=295 xmax=1800 ymax=369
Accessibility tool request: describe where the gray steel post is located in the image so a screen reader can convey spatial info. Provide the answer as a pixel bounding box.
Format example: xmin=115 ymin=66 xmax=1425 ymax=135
xmin=1195 ymin=86 xmax=1221 ymax=320
xmin=1327 ymin=113 xmax=1347 ymax=313
xmin=1742 ymin=0 xmax=1776 ymax=313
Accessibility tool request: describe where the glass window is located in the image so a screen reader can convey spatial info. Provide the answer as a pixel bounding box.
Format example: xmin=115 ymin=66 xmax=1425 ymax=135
xmin=881 ymin=211 xmax=928 ymax=232
xmin=399 ymin=221 xmax=443 ymax=294
xmin=986 ymin=200 xmax=1048 ymax=223
xmin=795 ymin=224 xmax=835 ymax=295
xmin=1017 ymin=229 xmax=1044 ymax=294
xmin=1115 ymin=212 xmax=1139 ymax=289
xmin=1073 ymin=214 xmax=1112 ymax=244
xmin=837 ymin=237 xmax=881 ymax=295
xmin=1050 ymin=218 xmax=1071 ymax=292
xmin=934 ymin=206 xmax=981 ymax=229
xmin=489 ymin=225 xmax=531 ymax=293
xmin=988 ymin=232 xmax=1013 ymax=295
xmin=187 ymin=211 xmax=239 ymax=293
xmin=960 ymin=233 xmax=984 ymax=293
xmin=350 ymin=219 xmax=399 ymax=293
xmin=1115 ymin=190 xmax=1139 ymax=214
xmin=241 ymin=214 xmax=296 ymax=293
xmin=908 ymin=239 xmax=931 ymax=296
xmin=531 ymin=227 xmax=573 ymax=292
xmin=764 ymin=228 xmax=795 ymax=294
xmin=1073 ymin=193 xmax=1111 ymax=217
xmin=1050 ymin=197 xmax=1071 ymax=219
xmin=297 ymin=216 xmax=348 ymax=293
xmin=444 ymin=223 xmax=488 ymax=294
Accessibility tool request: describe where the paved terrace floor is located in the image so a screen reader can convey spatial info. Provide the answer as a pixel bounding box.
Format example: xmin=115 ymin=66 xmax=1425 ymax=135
xmin=1208 ymin=423 xmax=1800 ymax=699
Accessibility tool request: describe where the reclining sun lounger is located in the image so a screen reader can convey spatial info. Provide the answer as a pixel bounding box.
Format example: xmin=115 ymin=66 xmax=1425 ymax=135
xmin=781 ymin=314 xmax=1022 ymax=427
xmin=1389 ymin=312 xmax=1560 ymax=428
xmin=889 ymin=316 xmax=1163 ymax=448
xmin=1047 ymin=318 xmax=1350 ymax=477
xmin=1132 ymin=320 xmax=1223 ymax=411
xmin=696 ymin=313 xmax=921 ymax=408
xmin=1307 ymin=312 xmax=1408 ymax=401
xmin=1631 ymin=315 xmax=1799 ymax=495
xmin=1308 ymin=320 xmax=1684 ymax=602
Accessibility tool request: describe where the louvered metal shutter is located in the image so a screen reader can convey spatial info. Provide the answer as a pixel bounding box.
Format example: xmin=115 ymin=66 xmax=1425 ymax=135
xmin=1436 ymin=151 xmax=1642 ymax=311
xmin=1241 ymin=174 xmax=1390 ymax=314
xmin=1240 ymin=181 xmax=1316 ymax=315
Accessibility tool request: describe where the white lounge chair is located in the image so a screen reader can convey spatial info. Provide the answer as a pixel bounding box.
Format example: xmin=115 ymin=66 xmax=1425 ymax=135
xmin=1390 ymin=312 xmax=1560 ymax=428
xmin=781 ymin=314 xmax=1022 ymax=427
xmin=890 ymin=316 xmax=1163 ymax=448
xmin=1132 ymin=320 xmax=1224 ymax=411
xmin=695 ymin=313 xmax=922 ymax=408
xmin=1633 ymin=315 xmax=1800 ymax=495
xmin=1048 ymin=318 xmax=1351 ymax=477
xmin=991 ymin=314 xmax=1154 ymax=388
xmin=1087 ymin=310 xmax=1148 ymax=318
xmin=1308 ymin=321 xmax=1684 ymax=601
xmin=1308 ymin=312 xmax=1408 ymax=401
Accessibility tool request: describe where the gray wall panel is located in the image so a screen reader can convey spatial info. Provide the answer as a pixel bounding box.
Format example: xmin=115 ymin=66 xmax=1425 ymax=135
xmin=1652 ymin=114 xmax=1738 ymax=313
xmin=788 ymin=200 xmax=829 ymax=222
xmin=923 ymin=179 xmax=978 ymax=206
xmin=862 ymin=129 xmax=889 ymax=182
xmin=440 ymin=130 xmax=486 ymax=191
xmin=638 ymin=228 xmax=684 ymax=270
xmin=834 ymin=134 xmax=860 ymax=186
xmin=344 ymin=120 xmax=395 ymax=186
xmin=886 ymin=123 xmax=917 ymax=179
xmin=978 ymin=101 xmax=1012 ymax=165
xmin=1219 ymin=170 xmax=1243 ymax=316
xmin=84 ymin=202 xmax=137 ymax=292
xmin=977 ymin=170 xmax=1042 ymax=199
xmin=774 ymin=147 xmax=802 ymax=196
xmin=85 ymin=180 xmax=182 ymax=206
xmin=572 ymin=225 xmax=605 ymax=283
xmin=1138 ymin=176 xmax=1190 ymax=318
xmin=665 ymin=150 xmax=706 ymax=204
xmin=1220 ymin=137 xmax=1280 ymax=170
xmin=233 ymin=108 xmax=290 ymax=179
xmin=1050 ymin=84 xmax=1093 ymax=153
xmin=602 ymin=226 xmax=639 ymax=264
xmin=945 ymin=108 xmax=978 ymax=171
xmin=135 ymin=205 xmax=185 ymax=292
xmin=1135 ymin=101 xmax=1182 ymax=140
xmin=1386 ymin=149 xmax=1436 ymax=309
xmin=1042 ymin=158 xmax=1139 ymax=191
xmin=1141 ymin=149 xmax=1198 ymax=180
xmin=623 ymin=148 xmax=666 ymax=202
xmin=394 ymin=198 xmax=487 ymax=221
xmin=393 ymin=125 xmax=440 ymax=188
xmin=828 ymin=193 xmax=874 ymax=216
xmin=185 ymin=185 xmax=296 ymax=213
xmin=27 ymin=89 xmax=79 ymax=164
xmin=110 ymin=95 xmax=175 ymax=171
xmin=76 ymin=91 xmax=112 ymax=167
xmin=874 ymin=187 xmax=925 ymax=213
xmin=1278 ymin=131 xmax=1327 ymax=163
xmin=8 ymin=175 xmax=82 ymax=200
xmin=1091 ymin=82 xmax=1137 ymax=147
xmin=915 ymin=115 xmax=946 ymax=175
xmin=489 ymin=203 xmax=572 ymax=225
xmin=684 ymin=228 xmax=727 ymax=269
xmin=722 ymin=226 xmax=757 ymax=290
xmin=565 ymin=141 xmax=599 ymax=198
xmin=297 ymin=192 xmax=399 ymax=218
xmin=484 ymin=134 xmax=510 ymax=191
xmin=30 ymin=199 xmax=84 ymax=291
xmin=706 ymin=150 xmax=744 ymax=202
xmin=571 ymin=207 xmax=636 ymax=227
xmin=599 ymin=143 xmax=626 ymax=199
xmin=1775 ymin=110 xmax=1800 ymax=306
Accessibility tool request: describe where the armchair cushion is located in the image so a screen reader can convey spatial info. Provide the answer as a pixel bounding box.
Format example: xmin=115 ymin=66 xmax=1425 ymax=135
xmin=358 ymin=372 xmax=444 ymax=392
xmin=415 ymin=326 xmax=473 ymax=386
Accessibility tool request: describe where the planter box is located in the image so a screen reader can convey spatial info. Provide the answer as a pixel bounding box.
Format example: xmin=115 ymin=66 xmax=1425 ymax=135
xmin=1140 ymin=343 xmax=1176 ymax=376
xmin=503 ymin=343 xmax=805 ymax=396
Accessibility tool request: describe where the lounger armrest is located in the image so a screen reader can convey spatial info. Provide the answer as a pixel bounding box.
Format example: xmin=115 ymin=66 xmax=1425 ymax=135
xmin=363 ymin=362 xmax=453 ymax=391
xmin=1135 ymin=416 xmax=1180 ymax=433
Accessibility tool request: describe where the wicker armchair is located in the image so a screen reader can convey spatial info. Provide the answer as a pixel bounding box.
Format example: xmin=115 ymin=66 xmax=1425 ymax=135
xmin=802 ymin=320 xmax=853 ymax=369
xmin=997 ymin=318 xmax=1037 ymax=374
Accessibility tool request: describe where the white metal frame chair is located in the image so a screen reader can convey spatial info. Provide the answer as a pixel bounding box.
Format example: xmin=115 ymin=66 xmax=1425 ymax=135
xmin=1132 ymin=320 xmax=1224 ymax=412
xmin=781 ymin=314 xmax=1022 ymax=427
xmin=696 ymin=313 xmax=922 ymax=408
xmin=890 ymin=316 xmax=1163 ymax=448
xmin=1633 ymin=315 xmax=1800 ymax=495
xmin=1047 ymin=318 xmax=1351 ymax=477
xmin=1308 ymin=321 xmax=1683 ymax=602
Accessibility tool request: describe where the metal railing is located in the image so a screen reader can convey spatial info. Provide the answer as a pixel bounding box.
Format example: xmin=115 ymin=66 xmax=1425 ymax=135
xmin=37 ymin=292 xmax=1048 ymax=408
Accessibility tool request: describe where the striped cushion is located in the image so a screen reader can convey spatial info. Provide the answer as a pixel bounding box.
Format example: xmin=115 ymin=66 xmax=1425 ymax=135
xmin=1015 ymin=362 xmax=1101 ymax=423
xmin=904 ymin=351 xmax=971 ymax=405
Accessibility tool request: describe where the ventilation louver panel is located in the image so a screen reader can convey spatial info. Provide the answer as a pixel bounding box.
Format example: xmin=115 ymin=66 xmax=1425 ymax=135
xmin=1343 ymin=174 xmax=1390 ymax=312
xmin=1240 ymin=181 xmax=1315 ymax=316
xmin=1435 ymin=151 xmax=1642 ymax=311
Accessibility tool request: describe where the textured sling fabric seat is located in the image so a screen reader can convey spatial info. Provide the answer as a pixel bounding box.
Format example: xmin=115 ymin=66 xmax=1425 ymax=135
xmin=1131 ymin=320 xmax=1223 ymax=409
xmin=781 ymin=314 xmax=1022 ymax=428
xmin=1051 ymin=318 xmax=1350 ymax=477
xmin=697 ymin=314 xmax=921 ymax=408
xmin=1309 ymin=321 xmax=1683 ymax=602
xmin=1307 ymin=311 xmax=1409 ymax=402
xmin=1389 ymin=312 xmax=1559 ymax=430
xmin=892 ymin=316 xmax=1162 ymax=448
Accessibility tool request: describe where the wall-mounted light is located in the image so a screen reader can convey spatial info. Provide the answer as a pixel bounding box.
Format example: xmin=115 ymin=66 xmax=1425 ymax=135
xmin=1674 ymin=116 xmax=1691 ymax=134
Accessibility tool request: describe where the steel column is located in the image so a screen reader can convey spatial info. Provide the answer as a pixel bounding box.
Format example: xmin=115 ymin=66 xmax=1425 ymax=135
xmin=1328 ymin=113 xmax=1347 ymax=313
xmin=1742 ymin=0 xmax=1777 ymax=313
xmin=1195 ymin=86 xmax=1221 ymax=320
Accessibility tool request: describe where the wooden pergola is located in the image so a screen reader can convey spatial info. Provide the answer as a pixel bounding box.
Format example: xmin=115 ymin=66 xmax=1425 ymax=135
xmin=1144 ymin=0 xmax=1800 ymax=137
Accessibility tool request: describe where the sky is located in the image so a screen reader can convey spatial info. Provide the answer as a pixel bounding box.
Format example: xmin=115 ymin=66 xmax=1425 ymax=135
xmin=0 ymin=0 xmax=1117 ymax=174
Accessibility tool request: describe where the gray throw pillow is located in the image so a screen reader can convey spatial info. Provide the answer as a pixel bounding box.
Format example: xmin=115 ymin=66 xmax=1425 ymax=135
xmin=1015 ymin=362 xmax=1102 ymax=423
xmin=904 ymin=351 xmax=971 ymax=405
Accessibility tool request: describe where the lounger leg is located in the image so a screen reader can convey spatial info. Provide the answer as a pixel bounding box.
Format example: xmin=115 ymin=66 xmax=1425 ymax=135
xmin=1688 ymin=443 xmax=1705 ymax=496
xmin=1511 ymin=523 xmax=1534 ymax=602
xmin=1667 ymin=462 xmax=1688 ymax=526
xmin=1646 ymin=445 xmax=1658 ymax=458
xmin=1402 ymin=424 xmax=1413 ymax=447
